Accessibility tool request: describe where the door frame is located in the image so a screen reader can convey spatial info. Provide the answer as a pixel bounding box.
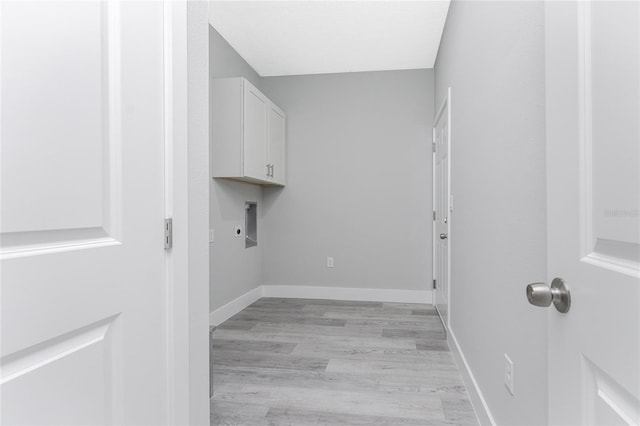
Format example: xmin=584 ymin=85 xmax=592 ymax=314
xmin=165 ymin=1 xmax=210 ymax=424
xmin=432 ymin=87 xmax=452 ymax=331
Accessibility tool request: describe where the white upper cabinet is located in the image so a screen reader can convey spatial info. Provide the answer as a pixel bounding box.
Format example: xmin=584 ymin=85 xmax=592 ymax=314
xmin=212 ymin=77 xmax=286 ymax=186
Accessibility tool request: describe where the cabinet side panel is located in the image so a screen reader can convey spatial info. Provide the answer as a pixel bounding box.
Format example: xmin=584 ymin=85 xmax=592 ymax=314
xmin=212 ymin=78 xmax=242 ymax=178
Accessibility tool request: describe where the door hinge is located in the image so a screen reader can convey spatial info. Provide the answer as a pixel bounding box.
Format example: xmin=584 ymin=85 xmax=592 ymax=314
xmin=164 ymin=218 xmax=173 ymax=250
xmin=433 ymin=279 xmax=437 ymax=290
xmin=433 ymin=211 xmax=436 ymax=221
xmin=432 ymin=142 xmax=436 ymax=153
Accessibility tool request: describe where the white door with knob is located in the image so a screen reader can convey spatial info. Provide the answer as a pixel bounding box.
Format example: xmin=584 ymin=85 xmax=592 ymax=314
xmin=433 ymin=89 xmax=451 ymax=330
xmin=545 ymin=2 xmax=639 ymax=424
xmin=1 ymin=1 xmax=171 ymax=424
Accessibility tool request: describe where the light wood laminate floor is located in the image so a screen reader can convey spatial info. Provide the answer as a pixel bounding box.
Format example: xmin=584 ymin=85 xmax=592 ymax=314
xmin=210 ymin=298 xmax=477 ymax=425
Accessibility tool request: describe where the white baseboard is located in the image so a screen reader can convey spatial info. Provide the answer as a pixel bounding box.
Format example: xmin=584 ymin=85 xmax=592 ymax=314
xmin=262 ymin=285 xmax=432 ymax=304
xmin=209 ymin=286 xmax=262 ymax=326
xmin=448 ymin=328 xmax=496 ymax=426
xmin=210 ymin=285 xmax=432 ymax=326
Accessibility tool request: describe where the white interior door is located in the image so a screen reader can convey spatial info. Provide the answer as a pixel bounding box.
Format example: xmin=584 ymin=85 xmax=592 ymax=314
xmin=545 ymin=2 xmax=639 ymax=424
xmin=433 ymin=88 xmax=451 ymax=330
xmin=1 ymin=2 xmax=169 ymax=424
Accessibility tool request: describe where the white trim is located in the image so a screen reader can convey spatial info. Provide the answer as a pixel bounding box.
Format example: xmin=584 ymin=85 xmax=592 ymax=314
xmin=263 ymin=285 xmax=432 ymax=304
xmin=432 ymin=113 xmax=437 ymax=313
xmin=185 ymin=2 xmax=211 ymax=424
xmin=434 ymin=88 xmax=450 ymax=126
xmin=582 ymin=253 xmax=640 ymax=278
xmin=106 ymin=0 xmax=122 ymax=243
xmin=577 ymin=0 xmax=593 ymax=262
xmin=445 ymin=87 xmax=452 ymax=333
xmin=210 ymin=286 xmax=263 ymax=326
xmin=0 ymin=236 xmax=120 ymax=260
xmin=448 ymin=327 xmax=496 ymax=426
xmin=164 ymin=1 xmax=190 ymax=424
xmin=165 ymin=0 xmax=210 ymax=424
xmin=210 ymin=286 xmax=433 ymax=326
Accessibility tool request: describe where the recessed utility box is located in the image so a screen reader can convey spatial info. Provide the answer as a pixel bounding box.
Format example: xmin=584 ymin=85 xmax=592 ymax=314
xmin=245 ymin=202 xmax=257 ymax=248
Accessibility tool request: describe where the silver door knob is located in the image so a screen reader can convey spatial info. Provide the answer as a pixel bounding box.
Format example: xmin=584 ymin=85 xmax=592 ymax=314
xmin=439 ymin=233 xmax=448 ymax=240
xmin=526 ymin=278 xmax=571 ymax=313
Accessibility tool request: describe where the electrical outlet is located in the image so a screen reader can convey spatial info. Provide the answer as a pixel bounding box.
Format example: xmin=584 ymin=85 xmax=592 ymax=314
xmin=504 ymin=354 xmax=515 ymax=395
xmin=327 ymin=256 xmax=334 ymax=268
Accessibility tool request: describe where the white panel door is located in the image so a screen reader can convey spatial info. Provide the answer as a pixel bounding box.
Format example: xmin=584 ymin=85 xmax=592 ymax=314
xmin=268 ymin=102 xmax=286 ymax=186
xmin=243 ymin=80 xmax=268 ymax=181
xmin=1 ymin=1 xmax=168 ymax=424
xmin=433 ymin=89 xmax=451 ymax=330
xmin=545 ymin=2 xmax=639 ymax=424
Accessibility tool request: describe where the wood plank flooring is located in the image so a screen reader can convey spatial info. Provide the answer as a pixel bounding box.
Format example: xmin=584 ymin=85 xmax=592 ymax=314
xmin=210 ymin=298 xmax=477 ymax=425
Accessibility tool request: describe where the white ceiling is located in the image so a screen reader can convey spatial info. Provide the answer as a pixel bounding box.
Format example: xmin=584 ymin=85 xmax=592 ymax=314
xmin=210 ymin=1 xmax=451 ymax=77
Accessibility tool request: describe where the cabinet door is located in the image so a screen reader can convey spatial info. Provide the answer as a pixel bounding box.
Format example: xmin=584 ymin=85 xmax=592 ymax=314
xmin=243 ymin=82 xmax=268 ymax=181
xmin=268 ymin=103 xmax=286 ymax=185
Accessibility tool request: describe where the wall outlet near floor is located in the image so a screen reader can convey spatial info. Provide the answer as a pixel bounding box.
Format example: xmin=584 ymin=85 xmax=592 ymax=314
xmin=327 ymin=256 xmax=334 ymax=268
xmin=504 ymin=354 xmax=515 ymax=395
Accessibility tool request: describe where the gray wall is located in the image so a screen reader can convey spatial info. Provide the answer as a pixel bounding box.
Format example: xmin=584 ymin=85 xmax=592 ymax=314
xmin=210 ymin=27 xmax=433 ymax=308
xmin=209 ymin=27 xmax=264 ymax=311
xmin=434 ymin=2 xmax=547 ymax=424
xmin=260 ymin=70 xmax=434 ymax=291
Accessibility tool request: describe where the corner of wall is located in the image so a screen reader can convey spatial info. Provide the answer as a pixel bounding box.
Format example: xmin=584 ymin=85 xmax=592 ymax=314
xmin=209 ymin=26 xmax=266 ymax=312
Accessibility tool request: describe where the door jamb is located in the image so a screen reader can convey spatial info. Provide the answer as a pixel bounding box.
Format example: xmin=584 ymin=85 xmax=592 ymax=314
xmin=164 ymin=1 xmax=210 ymax=424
